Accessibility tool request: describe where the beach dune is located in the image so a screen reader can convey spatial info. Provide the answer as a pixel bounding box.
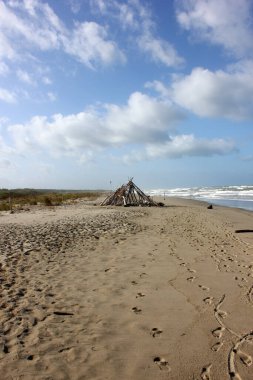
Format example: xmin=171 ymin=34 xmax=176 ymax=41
xmin=0 ymin=198 xmax=253 ymax=379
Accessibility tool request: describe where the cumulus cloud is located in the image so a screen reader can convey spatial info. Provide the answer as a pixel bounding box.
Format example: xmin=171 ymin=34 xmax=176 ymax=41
xmin=5 ymin=91 xmax=235 ymax=162
xmin=145 ymin=135 xmax=236 ymax=158
xmin=103 ymin=92 xmax=183 ymax=143
xmin=170 ymin=63 xmax=253 ymax=120
xmin=8 ymin=92 xmax=182 ymax=154
xmin=146 ymin=60 xmax=253 ymax=120
xmin=122 ymin=134 xmax=236 ymax=163
xmin=176 ymin=0 xmax=253 ymax=58
xmin=0 ymin=135 xmax=14 ymax=154
xmin=0 ymin=0 xmax=125 ymax=69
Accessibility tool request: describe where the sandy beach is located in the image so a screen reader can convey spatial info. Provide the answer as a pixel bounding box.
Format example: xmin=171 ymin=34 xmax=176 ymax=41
xmin=1 ymin=198 xmax=253 ymax=380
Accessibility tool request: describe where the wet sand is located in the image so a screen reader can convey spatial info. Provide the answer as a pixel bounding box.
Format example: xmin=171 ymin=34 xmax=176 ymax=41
xmin=0 ymin=198 xmax=253 ymax=380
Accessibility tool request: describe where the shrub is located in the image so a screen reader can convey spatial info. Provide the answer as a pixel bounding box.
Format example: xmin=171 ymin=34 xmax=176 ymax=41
xmin=29 ymin=199 xmax=37 ymax=205
xmin=43 ymin=196 xmax=53 ymax=206
xmin=0 ymin=202 xmax=11 ymax=211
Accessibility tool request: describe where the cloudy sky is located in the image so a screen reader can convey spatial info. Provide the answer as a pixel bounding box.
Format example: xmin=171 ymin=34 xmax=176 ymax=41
xmin=0 ymin=0 xmax=253 ymax=190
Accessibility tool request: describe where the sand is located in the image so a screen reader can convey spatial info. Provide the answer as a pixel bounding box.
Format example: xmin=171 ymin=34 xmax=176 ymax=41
xmin=0 ymin=198 xmax=253 ymax=380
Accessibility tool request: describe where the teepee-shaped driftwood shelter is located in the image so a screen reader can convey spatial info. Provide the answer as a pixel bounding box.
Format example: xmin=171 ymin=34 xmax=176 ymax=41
xmin=101 ymin=179 xmax=159 ymax=207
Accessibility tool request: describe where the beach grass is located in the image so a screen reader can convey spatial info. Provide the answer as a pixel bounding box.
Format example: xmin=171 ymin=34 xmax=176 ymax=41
xmin=0 ymin=189 xmax=104 ymax=210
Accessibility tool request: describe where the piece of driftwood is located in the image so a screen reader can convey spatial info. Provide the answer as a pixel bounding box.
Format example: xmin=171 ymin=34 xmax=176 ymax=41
xmin=101 ymin=179 xmax=158 ymax=207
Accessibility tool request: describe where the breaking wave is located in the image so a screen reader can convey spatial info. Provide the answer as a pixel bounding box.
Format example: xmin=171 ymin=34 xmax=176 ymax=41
xmin=147 ymin=185 xmax=253 ymax=211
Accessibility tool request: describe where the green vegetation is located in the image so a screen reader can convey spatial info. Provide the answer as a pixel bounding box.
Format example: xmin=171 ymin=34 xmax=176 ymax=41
xmin=0 ymin=188 xmax=103 ymax=210
xmin=0 ymin=202 xmax=10 ymax=211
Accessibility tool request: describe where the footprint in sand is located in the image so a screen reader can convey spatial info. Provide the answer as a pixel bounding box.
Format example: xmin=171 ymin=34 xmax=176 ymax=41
xmin=132 ymin=306 xmax=142 ymax=314
xmin=203 ymin=296 xmax=214 ymax=305
xmin=245 ymin=334 xmax=253 ymax=343
xmin=153 ymin=356 xmax=171 ymax=371
xmin=188 ymin=268 xmax=196 ymax=273
xmin=136 ymin=292 xmax=145 ymax=298
xmin=235 ymin=349 xmax=252 ymax=367
xmin=212 ymin=327 xmax=225 ymax=339
xmin=199 ymin=285 xmax=210 ymax=291
xmin=131 ymin=280 xmax=138 ymax=285
xmin=211 ymin=342 xmax=223 ymax=352
xmin=217 ymin=309 xmax=227 ymax=319
xmin=201 ymin=364 xmax=212 ymax=380
xmin=187 ymin=276 xmax=196 ymax=282
xmin=229 ymin=372 xmax=242 ymax=380
xmin=151 ymin=328 xmax=163 ymax=338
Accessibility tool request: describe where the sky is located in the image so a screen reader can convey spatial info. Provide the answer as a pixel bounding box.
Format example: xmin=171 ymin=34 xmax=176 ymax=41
xmin=0 ymin=0 xmax=253 ymax=190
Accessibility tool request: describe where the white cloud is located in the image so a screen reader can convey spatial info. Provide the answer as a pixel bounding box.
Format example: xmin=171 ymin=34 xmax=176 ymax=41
xmin=145 ymin=135 xmax=236 ymax=158
xmin=130 ymin=0 xmax=184 ymax=67
xmin=68 ymin=0 xmax=82 ymax=14
xmin=0 ymin=0 xmax=125 ymax=70
xmin=138 ymin=33 xmax=184 ymax=67
xmin=17 ymin=69 xmax=34 ymax=85
xmin=104 ymin=92 xmax=183 ymax=144
xmin=37 ymin=162 xmax=54 ymax=175
xmin=78 ymin=150 xmax=95 ymax=164
xmin=0 ymin=31 xmax=16 ymax=60
xmin=42 ymin=76 xmax=52 ymax=85
xmin=0 ymin=62 xmax=10 ymax=76
xmin=91 ymin=0 xmax=184 ymax=67
xmin=63 ymin=22 xmax=126 ymax=69
xmin=5 ymin=91 xmax=236 ymax=162
xmin=0 ymin=0 xmax=63 ymax=51
xmin=176 ymin=0 xmax=253 ymax=58
xmin=123 ymin=134 xmax=236 ymax=163
xmin=170 ymin=63 xmax=253 ymax=120
xmin=47 ymin=92 xmax=57 ymax=102
xmin=91 ymin=0 xmax=107 ymax=13
xmin=145 ymin=80 xmax=171 ymax=98
xmin=8 ymin=0 xmax=39 ymax=17
xmin=0 ymin=88 xmax=16 ymax=103
xmin=90 ymin=0 xmax=138 ymax=29
xmin=0 ymin=159 xmax=12 ymax=169
xmin=0 ymin=117 xmax=9 ymax=126
xmin=8 ymin=92 xmax=182 ymax=156
xmin=0 ymin=135 xmax=14 ymax=154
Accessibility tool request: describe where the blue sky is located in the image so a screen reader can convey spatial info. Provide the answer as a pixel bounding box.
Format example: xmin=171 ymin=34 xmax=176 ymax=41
xmin=0 ymin=0 xmax=253 ymax=190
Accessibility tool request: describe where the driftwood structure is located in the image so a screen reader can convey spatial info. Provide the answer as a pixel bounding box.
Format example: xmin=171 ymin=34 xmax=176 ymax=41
xmin=101 ymin=179 xmax=159 ymax=207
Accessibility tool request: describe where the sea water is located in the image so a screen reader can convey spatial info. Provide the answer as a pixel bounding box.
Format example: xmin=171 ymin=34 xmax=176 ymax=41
xmin=147 ymin=185 xmax=253 ymax=212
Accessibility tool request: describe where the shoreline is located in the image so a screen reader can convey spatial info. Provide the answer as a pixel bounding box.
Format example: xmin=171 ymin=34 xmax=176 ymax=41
xmin=1 ymin=198 xmax=253 ymax=379
xmin=162 ymin=195 xmax=253 ymax=213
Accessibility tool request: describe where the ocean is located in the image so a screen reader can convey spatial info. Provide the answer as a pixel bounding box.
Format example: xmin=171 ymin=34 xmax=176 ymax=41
xmin=147 ymin=185 xmax=253 ymax=212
